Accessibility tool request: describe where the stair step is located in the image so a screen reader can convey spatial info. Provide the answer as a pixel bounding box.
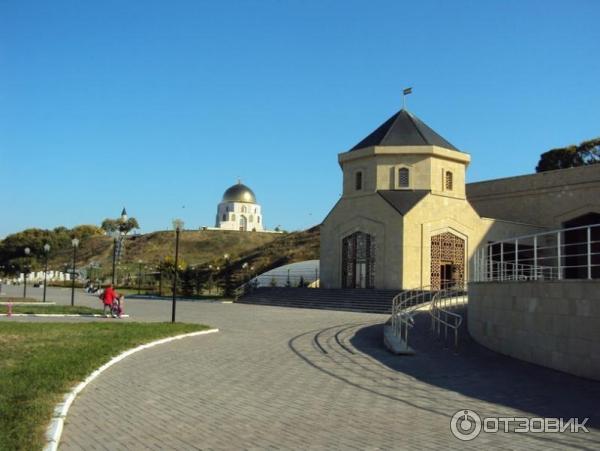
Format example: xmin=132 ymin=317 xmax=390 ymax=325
xmin=236 ymin=287 xmax=400 ymax=314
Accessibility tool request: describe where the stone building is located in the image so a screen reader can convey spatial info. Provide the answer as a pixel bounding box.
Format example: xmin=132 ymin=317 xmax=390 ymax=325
xmin=215 ymin=181 xmax=264 ymax=232
xmin=320 ymin=108 xmax=600 ymax=290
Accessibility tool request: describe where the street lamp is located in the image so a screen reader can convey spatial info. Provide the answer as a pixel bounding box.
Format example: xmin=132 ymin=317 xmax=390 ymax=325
xmin=23 ymin=247 xmax=31 ymax=298
xmin=70 ymin=238 xmax=79 ymax=306
xmin=43 ymin=243 xmax=50 ymax=302
xmin=171 ymin=219 xmax=184 ymax=323
xmin=223 ymin=253 xmax=231 ymax=296
xmin=242 ymin=262 xmax=249 ymax=283
xmin=137 ymin=259 xmax=143 ymax=295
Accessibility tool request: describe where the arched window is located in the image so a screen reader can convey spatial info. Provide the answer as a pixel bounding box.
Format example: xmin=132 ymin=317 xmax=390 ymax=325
xmin=257 ymin=216 xmax=260 ymax=223
xmin=222 ymin=214 xmax=226 ymax=221
xmin=242 ymin=206 xmax=247 ymax=213
xmin=398 ymin=168 xmax=409 ymax=188
xmin=231 ymin=213 xmax=236 ymax=221
xmin=355 ymin=171 xmax=363 ymax=190
xmin=445 ymin=171 xmax=453 ymax=191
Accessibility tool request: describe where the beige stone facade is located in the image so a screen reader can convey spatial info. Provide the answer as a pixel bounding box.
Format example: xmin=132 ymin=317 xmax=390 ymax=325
xmin=320 ymin=108 xmax=598 ymax=291
xmin=467 ymin=164 xmax=600 ymax=228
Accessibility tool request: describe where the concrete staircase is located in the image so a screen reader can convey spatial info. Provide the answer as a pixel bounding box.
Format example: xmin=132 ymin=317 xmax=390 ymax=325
xmin=235 ymin=287 xmax=400 ymax=314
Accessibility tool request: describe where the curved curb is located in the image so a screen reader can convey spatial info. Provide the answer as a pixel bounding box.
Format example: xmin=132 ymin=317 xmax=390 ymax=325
xmin=44 ymin=328 xmax=219 ymax=451
xmin=0 ymin=313 xmax=130 ymax=318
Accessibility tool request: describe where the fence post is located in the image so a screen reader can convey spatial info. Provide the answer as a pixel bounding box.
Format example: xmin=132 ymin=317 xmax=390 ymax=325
xmin=557 ymin=232 xmax=562 ymax=280
xmin=534 ymin=235 xmax=538 ymax=280
xmin=588 ymin=226 xmax=592 ymax=280
xmin=515 ymin=239 xmax=519 ymax=280
xmin=500 ymin=242 xmax=504 ymax=281
xmin=488 ymin=244 xmax=493 ymax=281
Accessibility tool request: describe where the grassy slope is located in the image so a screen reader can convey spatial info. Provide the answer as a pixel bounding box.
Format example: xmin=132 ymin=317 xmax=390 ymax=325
xmin=229 ymin=226 xmax=320 ymax=276
xmin=0 ymin=322 xmax=208 ymax=451
xmin=43 ymin=227 xmax=320 ymax=278
xmin=47 ymin=230 xmax=281 ymax=271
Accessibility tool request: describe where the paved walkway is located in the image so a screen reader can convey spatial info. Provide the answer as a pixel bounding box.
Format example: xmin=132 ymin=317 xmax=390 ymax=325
xmin=2 ymin=286 xmax=600 ymax=449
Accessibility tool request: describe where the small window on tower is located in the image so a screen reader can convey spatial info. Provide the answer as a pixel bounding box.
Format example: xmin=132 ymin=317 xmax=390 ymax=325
xmin=398 ymin=168 xmax=409 ymax=188
xmin=222 ymin=214 xmax=226 ymax=221
xmin=355 ymin=171 xmax=363 ymax=190
xmin=445 ymin=171 xmax=453 ymax=191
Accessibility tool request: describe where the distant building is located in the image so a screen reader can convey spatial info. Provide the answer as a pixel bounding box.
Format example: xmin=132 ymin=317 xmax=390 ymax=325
xmin=215 ymin=181 xmax=264 ymax=232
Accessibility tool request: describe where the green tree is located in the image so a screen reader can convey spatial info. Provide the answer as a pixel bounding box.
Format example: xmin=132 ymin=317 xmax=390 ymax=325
xmin=101 ymin=217 xmax=140 ymax=234
xmin=536 ymin=137 xmax=600 ymax=172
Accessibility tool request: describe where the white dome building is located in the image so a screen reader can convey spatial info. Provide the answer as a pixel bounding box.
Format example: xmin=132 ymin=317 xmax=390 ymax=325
xmin=215 ymin=181 xmax=264 ymax=231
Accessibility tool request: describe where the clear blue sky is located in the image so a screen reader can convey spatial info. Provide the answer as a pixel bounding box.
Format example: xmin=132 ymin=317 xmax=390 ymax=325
xmin=1 ymin=0 xmax=599 ymax=238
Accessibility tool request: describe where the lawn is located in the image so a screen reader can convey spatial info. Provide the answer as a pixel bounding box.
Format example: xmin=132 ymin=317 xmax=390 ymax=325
xmin=0 ymin=297 xmax=41 ymax=303
xmin=0 ymin=322 xmax=209 ymax=451
xmin=6 ymin=305 xmax=103 ymax=315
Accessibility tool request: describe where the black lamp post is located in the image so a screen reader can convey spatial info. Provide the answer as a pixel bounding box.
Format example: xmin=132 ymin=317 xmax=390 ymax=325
xmin=137 ymin=259 xmax=143 ymax=295
xmin=158 ymin=266 xmax=163 ymax=297
xmin=171 ymin=219 xmax=184 ymax=323
xmin=223 ymin=253 xmax=231 ymax=296
xmin=111 ymin=208 xmax=129 ymax=286
xmin=70 ymin=238 xmax=79 ymax=306
xmin=111 ymin=234 xmax=118 ymax=285
xmin=43 ymin=243 xmax=50 ymax=303
xmin=23 ymin=247 xmax=31 ymax=298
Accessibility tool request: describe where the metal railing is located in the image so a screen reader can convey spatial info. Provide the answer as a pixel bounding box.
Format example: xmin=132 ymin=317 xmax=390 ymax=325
xmin=473 ymin=223 xmax=600 ymax=282
xmin=390 ymin=286 xmax=435 ymax=349
xmin=430 ymin=284 xmax=467 ymax=350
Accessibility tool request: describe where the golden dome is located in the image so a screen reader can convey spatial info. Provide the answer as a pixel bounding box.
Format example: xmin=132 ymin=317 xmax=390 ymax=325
xmin=222 ymin=182 xmax=257 ymax=203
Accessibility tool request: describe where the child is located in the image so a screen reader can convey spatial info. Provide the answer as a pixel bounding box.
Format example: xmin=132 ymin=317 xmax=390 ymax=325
xmin=101 ymin=284 xmax=117 ymax=317
xmin=112 ymin=294 xmax=125 ymax=318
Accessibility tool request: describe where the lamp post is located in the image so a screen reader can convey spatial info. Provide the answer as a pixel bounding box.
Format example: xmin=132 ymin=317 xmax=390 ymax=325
xmin=137 ymin=259 xmax=143 ymax=295
xmin=172 ymin=219 xmax=184 ymax=323
xmin=223 ymin=253 xmax=231 ymax=297
xmin=242 ymin=262 xmax=249 ymax=283
xmin=43 ymin=243 xmax=50 ymax=302
xmin=70 ymin=238 xmax=79 ymax=306
xmin=23 ymin=247 xmax=31 ymax=298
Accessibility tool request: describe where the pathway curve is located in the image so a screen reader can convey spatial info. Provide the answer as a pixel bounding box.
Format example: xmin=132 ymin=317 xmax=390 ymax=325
xmin=50 ymin=298 xmax=600 ymax=450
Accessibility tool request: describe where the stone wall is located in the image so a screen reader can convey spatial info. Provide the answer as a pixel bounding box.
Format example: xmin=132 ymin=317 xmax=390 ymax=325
xmin=467 ymin=164 xmax=600 ymax=228
xmin=468 ymin=281 xmax=600 ymax=381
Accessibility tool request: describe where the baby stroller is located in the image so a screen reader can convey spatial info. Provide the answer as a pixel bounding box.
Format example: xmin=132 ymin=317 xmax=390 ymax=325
xmin=111 ymin=295 xmax=124 ymax=318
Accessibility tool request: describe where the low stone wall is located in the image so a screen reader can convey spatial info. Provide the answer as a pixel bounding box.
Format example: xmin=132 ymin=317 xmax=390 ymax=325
xmin=468 ymin=281 xmax=600 ymax=381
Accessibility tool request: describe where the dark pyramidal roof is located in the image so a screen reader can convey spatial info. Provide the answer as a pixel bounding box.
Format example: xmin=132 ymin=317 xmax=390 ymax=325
xmin=350 ymin=109 xmax=459 ymax=152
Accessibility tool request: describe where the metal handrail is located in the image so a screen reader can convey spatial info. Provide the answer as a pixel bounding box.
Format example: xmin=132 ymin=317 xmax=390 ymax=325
xmin=430 ymin=284 xmax=467 ymax=350
xmin=390 ymin=286 xmax=435 ymax=349
xmin=473 ymin=223 xmax=600 ymax=282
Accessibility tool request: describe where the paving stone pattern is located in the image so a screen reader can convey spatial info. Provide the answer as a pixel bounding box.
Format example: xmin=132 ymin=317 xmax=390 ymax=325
xmin=2 ymin=286 xmax=600 ymax=449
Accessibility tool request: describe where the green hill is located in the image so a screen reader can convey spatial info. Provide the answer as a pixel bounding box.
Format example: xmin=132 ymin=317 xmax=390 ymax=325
xmin=0 ymin=226 xmax=320 ymax=285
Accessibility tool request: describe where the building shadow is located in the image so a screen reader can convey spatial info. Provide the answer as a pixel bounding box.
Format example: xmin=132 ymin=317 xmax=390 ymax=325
xmin=350 ymin=312 xmax=600 ymax=428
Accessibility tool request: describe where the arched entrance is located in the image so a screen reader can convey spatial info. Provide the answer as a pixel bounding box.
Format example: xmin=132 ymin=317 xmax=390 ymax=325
xmin=239 ymin=215 xmax=247 ymax=231
xmin=430 ymin=232 xmax=465 ymax=290
xmin=342 ymin=231 xmax=375 ymax=288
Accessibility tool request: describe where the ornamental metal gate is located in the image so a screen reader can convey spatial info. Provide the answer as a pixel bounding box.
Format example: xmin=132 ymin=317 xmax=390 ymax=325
xmin=342 ymin=232 xmax=375 ymax=288
xmin=431 ymin=232 xmax=465 ymax=290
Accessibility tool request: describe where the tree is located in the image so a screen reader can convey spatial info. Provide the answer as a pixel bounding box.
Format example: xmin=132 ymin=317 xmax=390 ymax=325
xmin=536 ymin=137 xmax=600 ymax=172
xmin=101 ymin=217 xmax=140 ymax=234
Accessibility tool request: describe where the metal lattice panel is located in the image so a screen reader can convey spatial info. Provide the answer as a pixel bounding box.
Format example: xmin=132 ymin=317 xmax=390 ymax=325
xmin=430 ymin=232 xmax=465 ymax=290
xmin=342 ymin=232 xmax=376 ymax=288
